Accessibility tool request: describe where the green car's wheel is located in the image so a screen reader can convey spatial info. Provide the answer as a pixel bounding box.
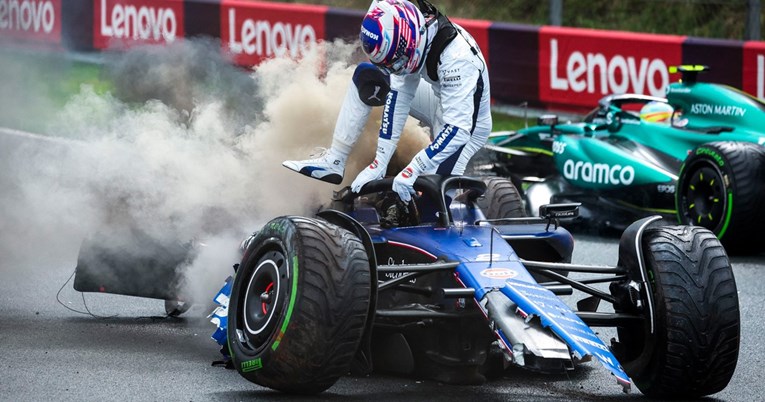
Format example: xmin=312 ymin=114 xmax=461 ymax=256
xmin=227 ymin=216 xmax=371 ymax=394
xmin=677 ymin=141 xmax=765 ymax=253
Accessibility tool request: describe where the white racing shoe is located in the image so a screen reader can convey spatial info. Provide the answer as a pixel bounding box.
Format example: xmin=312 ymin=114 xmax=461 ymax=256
xmin=282 ymin=148 xmax=345 ymax=185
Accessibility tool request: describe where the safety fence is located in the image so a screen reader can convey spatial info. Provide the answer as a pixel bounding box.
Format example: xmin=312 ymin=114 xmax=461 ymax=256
xmin=2 ymin=0 xmax=763 ymax=112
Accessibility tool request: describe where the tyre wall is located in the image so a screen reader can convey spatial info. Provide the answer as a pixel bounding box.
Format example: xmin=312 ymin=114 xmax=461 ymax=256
xmin=2 ymin=0 xmax=763 ymax=112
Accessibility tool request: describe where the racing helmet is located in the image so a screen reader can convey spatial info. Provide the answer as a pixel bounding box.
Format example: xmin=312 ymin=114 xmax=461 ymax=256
xmin=360 ymin=0 xmax=427 ymax=75
xmin=639 ymin=101 xmax=674 ymax=125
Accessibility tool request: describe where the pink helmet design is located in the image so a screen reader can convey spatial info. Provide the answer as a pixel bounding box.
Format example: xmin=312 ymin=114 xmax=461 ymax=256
xmin=359 ymin=0 xmax=427 ymax=75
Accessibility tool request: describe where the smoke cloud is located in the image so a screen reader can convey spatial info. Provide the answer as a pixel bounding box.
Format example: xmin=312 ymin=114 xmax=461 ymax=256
xmin=0 ymin=39 xmax=430 ymax=307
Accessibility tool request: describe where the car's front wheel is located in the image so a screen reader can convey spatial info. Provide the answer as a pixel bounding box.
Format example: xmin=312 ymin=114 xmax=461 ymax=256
xmin=613 ymin=225 xmax=739 ymax=398
xmin=227 ymin=216 xmax=371 ymax=394
xmin=676 ymin=141 xmax=765 ymax=253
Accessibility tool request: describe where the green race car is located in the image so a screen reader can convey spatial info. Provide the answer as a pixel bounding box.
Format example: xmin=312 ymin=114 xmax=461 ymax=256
xmin=485 ymin=66 xmax=765 ymax=253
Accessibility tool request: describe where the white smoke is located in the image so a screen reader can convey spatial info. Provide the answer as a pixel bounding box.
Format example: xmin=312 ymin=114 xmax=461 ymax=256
xmin=0 ymin=39 xmax=430 ymax=306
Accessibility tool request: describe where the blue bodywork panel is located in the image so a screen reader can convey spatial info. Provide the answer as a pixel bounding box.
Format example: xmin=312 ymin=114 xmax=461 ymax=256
xmin=210 ymin=276 xmax=232 ymax=347
xmin=501 ymin=280 xmax=631 ymax=388
xmin=379 ymin=224 xmax=631 ymax=390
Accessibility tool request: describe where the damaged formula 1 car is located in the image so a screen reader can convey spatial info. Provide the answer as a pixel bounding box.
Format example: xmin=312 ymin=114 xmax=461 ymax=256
xmin=207 ymin=175 xmax=740 ymax=398
xmin=483 ymin=65 xmax=765 ymax=253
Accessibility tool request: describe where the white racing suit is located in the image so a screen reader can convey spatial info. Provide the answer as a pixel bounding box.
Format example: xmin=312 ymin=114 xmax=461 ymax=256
xmin=335 ymin=19 xmax=492 ymax=189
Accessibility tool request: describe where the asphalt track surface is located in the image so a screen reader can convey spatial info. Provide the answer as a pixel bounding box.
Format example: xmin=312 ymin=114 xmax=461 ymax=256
xmin=1 ymin=132 xmax=764 ymax=401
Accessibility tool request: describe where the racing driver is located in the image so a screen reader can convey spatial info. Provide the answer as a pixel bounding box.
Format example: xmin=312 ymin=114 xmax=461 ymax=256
xmin=283 ymin=0 xmax=492 ymax=203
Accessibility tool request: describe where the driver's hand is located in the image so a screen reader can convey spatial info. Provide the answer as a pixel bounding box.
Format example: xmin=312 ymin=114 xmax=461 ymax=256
xmin=392 ymin=167 xmax=418 ymax=203
xmin=351 ymin=159 xmax=387 ymax=193
xmin=393 ymin=151 xmax=435 ymax=203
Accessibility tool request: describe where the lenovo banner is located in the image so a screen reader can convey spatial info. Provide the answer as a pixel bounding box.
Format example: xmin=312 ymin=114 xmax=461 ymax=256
xmin=0 ymin=0 xmax=62 ymax=46
xmin=221 ymin=0 xmax=327 ymax=67
xmin=451 ymin=17 xmax=490 ymax=67
xmin=488 ymin=23 xmax=540 ymax=106
xmin=93 ymin=0 xmax=184 ymax=49
xmin=324 ymin=7 xmax=362 ymax=44
xmin=682 ymin=37 xmax=742 ymax=89
xmin=539 ymin=26 xmax=684 ymax=110
xmin=743 ymin=41 xmax=765 ymax=101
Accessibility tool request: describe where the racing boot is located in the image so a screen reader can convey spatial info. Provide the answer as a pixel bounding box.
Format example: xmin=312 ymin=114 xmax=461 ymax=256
xmin=283 ymin=66 xmax=377 ymax=185
xmin=282 ymin=147 xmax=346 ymax=184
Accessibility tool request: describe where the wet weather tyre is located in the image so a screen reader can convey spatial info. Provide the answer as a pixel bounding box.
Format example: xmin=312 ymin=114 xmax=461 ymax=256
xmin=477 ymin=177 xmax=525 ymax=219
xmin=677 ymin=141 xmax=765 ymax=253
xmin=618 ymin=226 xmax=740 ymax=398
xmin=227 ymin=216 xmax=371 ymax=394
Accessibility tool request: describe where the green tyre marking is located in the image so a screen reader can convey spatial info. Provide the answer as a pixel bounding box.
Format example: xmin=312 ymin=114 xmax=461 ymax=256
xmin=272 ymin=254 xmax=299 ymax=351
xmin=241 ymin=358 xmax=263 ymax=373
xmin=717 ymin=192 xmax=734 ymax=240
xmin=696 ymin=147 xmax=725 ymax=167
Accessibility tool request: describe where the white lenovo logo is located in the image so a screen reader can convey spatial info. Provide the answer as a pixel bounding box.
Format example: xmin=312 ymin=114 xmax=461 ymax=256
xmin=549 ymin=38 xmax=669 ymax=97
xmin=0 ymin=0 xmax=55 ymax=33
xmin=228 ymin=8 xmax=317 ymax=58
xmin=100 ymin=0 xmax=177 ymax=42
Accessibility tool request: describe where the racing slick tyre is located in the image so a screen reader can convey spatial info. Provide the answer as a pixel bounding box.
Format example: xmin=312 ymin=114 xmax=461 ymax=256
xmin=477 ymin=176 xmax=525 ymax=219
xmin=677 ymin=141 xmax=765 ymax=254
xmin=613 ymin=225 xmax=739 ymax=398
xmin=227 ymin=216 xmax=371 ymax=394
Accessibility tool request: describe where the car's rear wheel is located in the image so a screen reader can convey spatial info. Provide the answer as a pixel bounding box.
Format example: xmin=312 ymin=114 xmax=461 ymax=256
xmin=677 ymin=141 xmax=765 ymax=253
xmin=612 ymin=225 xmax=739 ymax=398
xmin=476 ymin=177 xmax=565 ymax=283
xmin=477 ymin=176 xmax=525 ymax=219
xmin=227 ymin=216 xmax=371 ymax=394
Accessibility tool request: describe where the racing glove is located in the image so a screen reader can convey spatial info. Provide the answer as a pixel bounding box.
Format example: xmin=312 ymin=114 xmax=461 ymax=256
xmin=351 ymin=138 xmax=397 ymax=193
xmin=392 ymin=151 xmax=435 ymax=203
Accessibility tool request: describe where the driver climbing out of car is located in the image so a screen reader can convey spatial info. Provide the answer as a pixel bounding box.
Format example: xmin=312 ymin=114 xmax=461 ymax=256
xmin=283 ymin=0 xmax=492 ymax=204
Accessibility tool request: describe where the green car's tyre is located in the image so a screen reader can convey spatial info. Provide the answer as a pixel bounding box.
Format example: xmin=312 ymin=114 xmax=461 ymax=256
xmin=614 ymin=226 xmax=739 ymax=398
xmin=227 ymin=216 xmax=371 ymax=394
xmin=477 ymin=176 xmax=525 ymax=219
xmin=676 ymin=141 xmax=765 ymax=253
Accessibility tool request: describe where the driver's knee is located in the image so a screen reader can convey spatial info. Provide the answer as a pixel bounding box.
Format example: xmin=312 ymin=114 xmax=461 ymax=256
xmin=353 ymin=62 xmax=390 ymax=107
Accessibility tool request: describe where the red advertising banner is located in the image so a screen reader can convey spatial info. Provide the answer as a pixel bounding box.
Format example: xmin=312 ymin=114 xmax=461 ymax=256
xmin=539 ymin=26 xmax=684 ymax=110
xmin=451 ymin=18 xmax=490 ymax=67
xmin=0 ymin=0 xmax=62 ymax=46
xmin=221 ymin=0 xmax=328 ymax=67
xmin=743 ymin=41 xmax=765 ymax=101
xmin=93 ymin=0 xmax=184 ymax=49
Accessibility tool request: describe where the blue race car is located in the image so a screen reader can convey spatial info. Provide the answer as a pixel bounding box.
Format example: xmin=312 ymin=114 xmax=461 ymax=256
xmin=210 ymin=175 xmax=740 ymax=398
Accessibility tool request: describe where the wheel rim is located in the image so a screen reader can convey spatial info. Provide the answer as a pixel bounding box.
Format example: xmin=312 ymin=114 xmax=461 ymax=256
xmin=238 ymin=249 xmax=288 ymax=352
xmin=681 ymin=162 xmax=726 ymax=231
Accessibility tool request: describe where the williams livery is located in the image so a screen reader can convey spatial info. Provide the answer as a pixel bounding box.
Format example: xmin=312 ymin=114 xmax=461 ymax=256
xmin=485 ymin=65 xmax=765 ymax=253
xmin=202 ymin=175 xmax=738 ymax=397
